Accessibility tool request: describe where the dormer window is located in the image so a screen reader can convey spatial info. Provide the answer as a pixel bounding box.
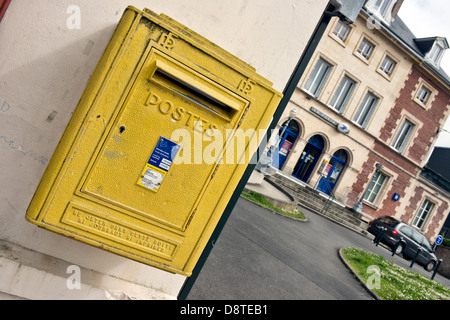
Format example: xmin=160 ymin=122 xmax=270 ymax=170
xmin=374 ymin=0 xmax=392 ymax=17
xmin=366 ymin=0 xmax=396 ymax=23
xmin=415 ymin=37 xmax=449 ymax=68
xmin=427 ymin=40 xmax=446 ymax=66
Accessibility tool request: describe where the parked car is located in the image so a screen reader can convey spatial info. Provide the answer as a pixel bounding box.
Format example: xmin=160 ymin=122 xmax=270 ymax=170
xmin=368 ymin=216 xmax=438 ymax=272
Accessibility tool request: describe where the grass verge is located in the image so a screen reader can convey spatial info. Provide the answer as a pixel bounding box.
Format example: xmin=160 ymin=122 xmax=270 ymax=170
xmin=341 ymin=248 xmax=450 ymax=300
xmin=241 ymin=190 xmax=307 ymax=221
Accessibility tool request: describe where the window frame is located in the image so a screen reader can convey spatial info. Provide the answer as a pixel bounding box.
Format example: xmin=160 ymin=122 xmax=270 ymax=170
xmin=353 ymin=91 xmax=380 ymax=129
xmin=374 ymin=0 xmax=393 ymax=17
xmin=329 ymin=74 xmax=358 ymax=113
xmin=363 ymin=170 xmax=388 ymax=205
xmin=303 ymin=57 xmax=334 ymax=98
xmin=377 ymin=53 xmax=398 ymax=80
xmin=391 ymin=118 xmax=416 ymax=153
xmin=413 ymin=79 xmax=436 ymax=110
xmin=417 ymin=86 xmax=431 ymax=104
xmin=356 ymin=37 xmax=376 ymax=62
xmin=427 ymin=40 xmax=447 ymax=67
xmin=428 ymin=43 xmax=443 ymax=64
xmin=331 ymin=20 xmax=351 ymax=44
xmin=412 ymin=199 xmax=435 ymax=230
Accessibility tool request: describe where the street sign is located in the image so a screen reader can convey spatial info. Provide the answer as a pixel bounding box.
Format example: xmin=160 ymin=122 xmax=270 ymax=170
xmin=436 ymin=235 xmax=444 ymax=246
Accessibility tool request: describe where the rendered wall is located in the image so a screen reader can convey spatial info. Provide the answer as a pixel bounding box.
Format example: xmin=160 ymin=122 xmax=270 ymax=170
xmin=0 ymin=0 xmax=329 ymax=299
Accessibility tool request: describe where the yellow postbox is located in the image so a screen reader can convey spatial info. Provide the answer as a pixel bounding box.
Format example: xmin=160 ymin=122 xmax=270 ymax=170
xmin=26 ymin=6 xmax=282 ymax=276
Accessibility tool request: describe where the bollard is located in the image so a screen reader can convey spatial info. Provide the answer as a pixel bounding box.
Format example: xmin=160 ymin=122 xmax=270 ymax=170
xmin=410 ymin=247 xmax=423 ymax=268
xmin=392 ymin=239 xmax=403 ymax=256
xmin=431 ymin=259 xmax=443 ymax=280
xmin=374 ymin=227 xmax=382 ymax=245
xmin=374 ymin=227 xmax=387 ymax=247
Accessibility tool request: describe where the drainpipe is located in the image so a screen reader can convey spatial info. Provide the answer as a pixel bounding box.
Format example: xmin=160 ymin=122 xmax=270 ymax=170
xmin=177 ymin=0 xmax=366 ymax=299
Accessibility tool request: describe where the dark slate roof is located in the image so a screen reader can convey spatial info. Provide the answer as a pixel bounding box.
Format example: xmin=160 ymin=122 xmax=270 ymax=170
xmin=425 ymin=147 xmax=450 ymax=181
xmin=415 ymin=37 xmax=439 ymax=54
xmin=362 ymin=9 xmax=450 ymax=85
xmin=388 ymin=15 xmax=423 ymax=55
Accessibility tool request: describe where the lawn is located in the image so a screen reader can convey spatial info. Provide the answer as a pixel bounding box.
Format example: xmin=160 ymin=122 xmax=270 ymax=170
xmin=241 ymin=190 xmax=307 ymax=221
xmin=341 ymin=248 xmax=450 ymax=300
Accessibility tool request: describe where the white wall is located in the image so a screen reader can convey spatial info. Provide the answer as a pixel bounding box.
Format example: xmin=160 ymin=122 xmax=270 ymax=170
xmin=0 ymin=0 xmax=329 ymax=299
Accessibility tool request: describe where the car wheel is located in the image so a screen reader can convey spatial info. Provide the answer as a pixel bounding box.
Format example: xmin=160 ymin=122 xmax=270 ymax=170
xmin=425 ymin=260 xmax=436 ymax=272
xmin=394 ymin=243 xmax=405 ymax=255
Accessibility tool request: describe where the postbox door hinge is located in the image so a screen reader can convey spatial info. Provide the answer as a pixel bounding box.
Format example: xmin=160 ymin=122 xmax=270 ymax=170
xmin=210 ymin=164 xmax=220 ymax=181
xmin=186 ymin=208 xmax=197 ymax=229
xmin=236 ymin=106 xmax=250 ymax=130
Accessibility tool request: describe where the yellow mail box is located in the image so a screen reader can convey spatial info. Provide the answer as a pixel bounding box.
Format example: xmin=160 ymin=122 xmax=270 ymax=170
xmin=26 ymin=6 xmax=282 ymax=276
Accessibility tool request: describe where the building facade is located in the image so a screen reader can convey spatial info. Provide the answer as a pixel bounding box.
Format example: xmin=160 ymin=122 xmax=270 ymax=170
xmin=272 ymin=0 xmax=450 ymax=241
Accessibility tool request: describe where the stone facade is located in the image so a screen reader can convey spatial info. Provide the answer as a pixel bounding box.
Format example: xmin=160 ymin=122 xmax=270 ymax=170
xmin=271 ymin=3 xmax=450 ymax=242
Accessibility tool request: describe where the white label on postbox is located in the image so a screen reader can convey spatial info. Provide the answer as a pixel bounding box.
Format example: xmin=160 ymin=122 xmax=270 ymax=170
xmin=137 ymin=136 xmax=180 ymax=192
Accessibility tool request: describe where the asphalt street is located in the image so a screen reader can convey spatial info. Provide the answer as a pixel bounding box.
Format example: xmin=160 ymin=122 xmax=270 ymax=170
xmin=186 ymin=197 xmax=450 ymax=300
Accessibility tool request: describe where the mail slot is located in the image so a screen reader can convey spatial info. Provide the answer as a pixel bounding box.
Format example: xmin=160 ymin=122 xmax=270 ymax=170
xmin=26 ymin=6 xmax=282 ymax=276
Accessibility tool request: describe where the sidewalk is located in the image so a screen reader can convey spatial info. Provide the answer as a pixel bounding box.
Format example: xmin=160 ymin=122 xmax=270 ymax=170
xmin=246 ymin=169 xmax=371 ymax=238
xmin=244 ymin=170 xmax=297 ymax=213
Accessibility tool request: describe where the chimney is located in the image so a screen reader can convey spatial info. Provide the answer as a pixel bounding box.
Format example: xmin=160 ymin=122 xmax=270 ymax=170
xmin=391 ymin=0 xmax=405 ymax=20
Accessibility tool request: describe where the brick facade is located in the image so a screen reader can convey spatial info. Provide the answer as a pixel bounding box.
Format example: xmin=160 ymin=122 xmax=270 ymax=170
xmin=380 ymin=66 xmax=450 ymax=165
xmin=345 ymin=60 xmax=450 ymax=239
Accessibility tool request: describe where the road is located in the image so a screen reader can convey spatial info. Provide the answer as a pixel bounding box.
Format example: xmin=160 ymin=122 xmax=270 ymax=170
xmin=186 ymin=197 xmax=450 ymax=300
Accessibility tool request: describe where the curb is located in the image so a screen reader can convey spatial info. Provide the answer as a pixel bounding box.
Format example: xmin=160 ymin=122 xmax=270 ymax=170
xmin=239 ymin=195 xmax=309 ymax=223
xmin=338 ymin=248 xmax=381 ymax=300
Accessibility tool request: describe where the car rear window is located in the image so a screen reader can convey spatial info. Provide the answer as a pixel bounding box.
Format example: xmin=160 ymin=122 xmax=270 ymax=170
xmin=377 ymin=216 xmax=399 ymax=227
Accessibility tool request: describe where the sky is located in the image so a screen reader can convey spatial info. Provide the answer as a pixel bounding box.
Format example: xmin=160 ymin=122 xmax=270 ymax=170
xmin=397 ymin=0 xmax=450 ymax=148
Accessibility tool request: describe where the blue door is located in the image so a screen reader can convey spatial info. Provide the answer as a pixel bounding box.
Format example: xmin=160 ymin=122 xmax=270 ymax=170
xmin=273 ymin=120 xmax=300 ymax=169
xmin=293 ymin=135 xmax=324 ymax=183
xmin=318 ymin=149 xmax=348 ymax=195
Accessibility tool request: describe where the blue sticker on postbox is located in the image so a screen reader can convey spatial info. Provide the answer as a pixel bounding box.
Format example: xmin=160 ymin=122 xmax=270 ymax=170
xmin=138 ymin=136 xmax=180 ymax=192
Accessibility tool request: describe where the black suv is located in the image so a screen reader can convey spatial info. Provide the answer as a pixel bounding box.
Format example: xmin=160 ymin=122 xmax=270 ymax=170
xmin=368 ymin=216 xmax=438 ymax=272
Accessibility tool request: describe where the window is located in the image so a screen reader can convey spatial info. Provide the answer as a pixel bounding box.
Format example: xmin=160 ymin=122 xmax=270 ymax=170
xmin=357 ymin=38 xmax=375 ymax=60
xmin=413 ymin=79 xmax=436 ymax=109
xmin=379 ymin=216 xmax=400 ymax=227
xmin=421 ymin=237 xmax=433 ymax=252
xmin=428 ymin=43 xmax=443 ymax=64
xmin=374 ymin=0 xmax=392 ymax=17
xmin=413 ymin=199 xmax=435 ymax=229
xmin=416 ymin=86 xmax=431 ymax=105
xmin=330 ymin=75 xmax=357 ymax=113
xmin=400 ymin=226 xmax=413 ymax=238
xmin=364 ymin=171 xmax=387 ymax=204
xmin=333 ymin=20 xmax=350 ymax=42
xmin=392 ymin=119 xmax=415 ymax=153
xmin=353 ymin=92 xmax=379 ymax=128
xmin=379 ymin=56 xmax=396 ymax=77
xmin=304 ymin=58 xmax=333 ymax=97
xmin=427 ymin=41 xmax=447 ymax=66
